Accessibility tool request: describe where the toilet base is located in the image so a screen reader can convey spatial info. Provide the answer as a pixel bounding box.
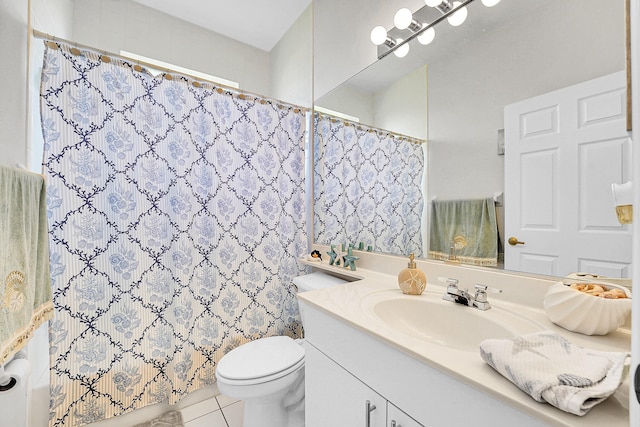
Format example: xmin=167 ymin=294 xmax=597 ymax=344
xmin=241 ymin=370 xmax=304 ymax=427
xmin=242 ymin=398 xmax=300 ymax=427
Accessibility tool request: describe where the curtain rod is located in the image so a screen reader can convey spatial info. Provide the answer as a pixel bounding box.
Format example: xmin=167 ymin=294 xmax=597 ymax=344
xmin=314 ymin=110 xmax=426 ymax=145
xmin=31 ymin=29 xmax=309 ymax=113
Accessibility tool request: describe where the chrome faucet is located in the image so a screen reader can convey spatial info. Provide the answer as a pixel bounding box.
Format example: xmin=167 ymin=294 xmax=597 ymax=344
xmin=439 ymin=277 xmax=502 ymax=311
xmin=439 ymin=277 xmax=472 ymax=305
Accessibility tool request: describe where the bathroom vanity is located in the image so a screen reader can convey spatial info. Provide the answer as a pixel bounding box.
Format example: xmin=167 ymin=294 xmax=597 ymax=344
xmin=298 ymin=249 xmax=631 ymax=427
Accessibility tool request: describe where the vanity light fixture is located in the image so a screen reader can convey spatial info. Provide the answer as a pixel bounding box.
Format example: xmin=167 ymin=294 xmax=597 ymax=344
xmin=370 ymin=25 xmax=388 ymax=45
xmin=431 ymin=0 xmax=468 ymax=27
xmin=370 ymin=26 xmax=398 ymax=49
xmin=371 ymin=0 xmax=499 ymax=59
xmin=393 ymin=38 xmax=410 ymax=57
xmin=394 ymin=8 xmax=423 ymax=32
xmin=394 ymin=8 xmax=413 ymax=29
xmin=446 ymin=1 xmax=468 ymax=26
xmin=417 ymin=25 xmax=436 ymax=45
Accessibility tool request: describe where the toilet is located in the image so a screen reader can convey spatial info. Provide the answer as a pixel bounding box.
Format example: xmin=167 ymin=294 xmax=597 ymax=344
xmin=215 ymin=271 xmax=348 ymax=427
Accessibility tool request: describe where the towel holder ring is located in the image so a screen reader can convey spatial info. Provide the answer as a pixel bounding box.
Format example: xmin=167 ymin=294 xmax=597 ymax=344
xmin=0 ymin=376 xmax=16 ymax=392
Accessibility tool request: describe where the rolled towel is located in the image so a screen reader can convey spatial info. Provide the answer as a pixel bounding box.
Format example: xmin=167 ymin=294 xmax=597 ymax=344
xmin=479 ymin=331 xmax=629 ymax=416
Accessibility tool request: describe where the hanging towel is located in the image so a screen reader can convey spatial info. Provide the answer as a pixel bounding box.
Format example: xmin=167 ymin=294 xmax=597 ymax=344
xmin=479 ymin=331 xmax=630 ymax=416
xmin=0 ymin=166 xmax=53 ymax=365
xmin=429 ymin=197 xmax=498 ymax=266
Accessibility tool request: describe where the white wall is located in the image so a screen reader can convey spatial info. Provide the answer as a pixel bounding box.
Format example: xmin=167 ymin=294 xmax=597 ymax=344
xmin=29 ymin=0 xmax=74 ymax=171
xmin=71 ymin=0 xmax=271 ymax=97
xmin=427 ymin=0 xmax=625 ymax=201
xmin=315 ymin=85 xmax=375 ymax=124
xmin=31 ymin=0 xmax=73 ymax=38
xmin=271 ymin=4 xmax=313 ymax=107
xmin=315 ymin=64 xmax=427 ymax=140
xmin=374 ymin=65 xmax=427 ymax=140
xmin=0 ymin=0 xmax=28 ymax=168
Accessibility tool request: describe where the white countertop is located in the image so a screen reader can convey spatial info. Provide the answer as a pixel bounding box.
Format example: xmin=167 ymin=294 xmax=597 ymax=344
xmin=297 ymin=254 xmax=631 ymax=427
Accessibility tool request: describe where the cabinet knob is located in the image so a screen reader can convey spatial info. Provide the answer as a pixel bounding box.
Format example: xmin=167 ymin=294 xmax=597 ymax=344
xmin=391 ymin=421 xmax=402 ymax=427
xmin=365 ymin=400 xmax=377 ymax=427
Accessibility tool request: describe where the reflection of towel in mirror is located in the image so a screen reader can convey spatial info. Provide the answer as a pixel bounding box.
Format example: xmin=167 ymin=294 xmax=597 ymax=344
xmin=479 ymin=331 xmax=630 ymax=416
xmin=0 ymin=166 xmax=53 ymax=365
xmin=429 ymin=197 xmax=497 ymax=266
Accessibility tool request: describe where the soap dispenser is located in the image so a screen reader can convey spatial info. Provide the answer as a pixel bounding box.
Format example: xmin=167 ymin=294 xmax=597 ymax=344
xmin=398 ymin=253 xmax=426 ymax=295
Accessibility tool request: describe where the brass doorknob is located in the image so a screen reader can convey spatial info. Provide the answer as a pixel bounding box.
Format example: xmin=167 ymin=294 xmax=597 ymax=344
xmin=508 ymin=237 xmax=525 ymax=246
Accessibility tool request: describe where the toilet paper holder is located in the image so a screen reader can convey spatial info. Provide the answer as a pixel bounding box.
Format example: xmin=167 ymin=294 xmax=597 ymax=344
xmin=0 ymin=376 xmax=16 ymax=392
xmin=0 ymin=364 xmax=17 ymax=392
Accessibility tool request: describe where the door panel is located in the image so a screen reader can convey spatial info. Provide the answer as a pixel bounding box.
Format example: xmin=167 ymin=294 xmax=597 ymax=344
xmin=579 ymin=137 xmax=630 ymax=229
xmin=505 ymin=71 xmax=632 ymax=277
xmin=520 ymin=149 xmax=557 ymax=228
xmin=305 ymin=343 xmax=387 ymax=427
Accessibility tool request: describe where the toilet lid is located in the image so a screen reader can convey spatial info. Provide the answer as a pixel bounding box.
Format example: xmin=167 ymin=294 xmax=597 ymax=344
xmin=216 ymin=336 xmax=304 ymax=382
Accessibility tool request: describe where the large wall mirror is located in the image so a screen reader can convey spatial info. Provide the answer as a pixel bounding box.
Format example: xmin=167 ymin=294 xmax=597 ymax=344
xmin=313 ymin=0 xmax=631 ymax=277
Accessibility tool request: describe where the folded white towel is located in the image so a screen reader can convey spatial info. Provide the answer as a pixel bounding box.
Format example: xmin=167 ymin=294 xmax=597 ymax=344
xmin=479 ymin=331 xmax=630 ymax=416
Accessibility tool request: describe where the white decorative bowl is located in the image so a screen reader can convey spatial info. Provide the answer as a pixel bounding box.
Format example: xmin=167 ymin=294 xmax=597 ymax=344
xmin=543 ymin=281 xmax=632 ymax=335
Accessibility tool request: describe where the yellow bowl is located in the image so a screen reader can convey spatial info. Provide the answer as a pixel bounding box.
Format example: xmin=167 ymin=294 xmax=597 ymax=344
xmin=543 ymin=281 xmax=632 ymax=335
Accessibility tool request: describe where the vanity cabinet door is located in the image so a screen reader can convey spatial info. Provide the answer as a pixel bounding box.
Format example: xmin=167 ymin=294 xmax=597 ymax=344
xmin=305 ymin=342 xmax=387 ymax=427
xmin=387 ymin=403 xmax=424 ymax=427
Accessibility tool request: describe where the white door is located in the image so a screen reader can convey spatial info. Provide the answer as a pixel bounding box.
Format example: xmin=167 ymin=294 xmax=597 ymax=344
xmin=504 ymin=71 xmax=632 ymax=277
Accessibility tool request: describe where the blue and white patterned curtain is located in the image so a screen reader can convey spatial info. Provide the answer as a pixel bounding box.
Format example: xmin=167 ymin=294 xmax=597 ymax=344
xmin=313 ymin=113 xmax=425 ymax=257
xmin=40 ymin=42 xmax=308 ymax=426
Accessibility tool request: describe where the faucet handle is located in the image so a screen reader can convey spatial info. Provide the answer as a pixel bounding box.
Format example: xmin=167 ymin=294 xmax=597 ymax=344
xmin=474 ymin=284 xmax=502 ymax=293
xmin=474 ymin=284 xmax=502 ymax=302
xmin=438 ymin=277 xmax=460 ymax=294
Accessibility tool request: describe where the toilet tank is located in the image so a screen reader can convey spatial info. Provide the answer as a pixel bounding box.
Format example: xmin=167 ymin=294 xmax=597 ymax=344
xmin=294 ymin=272 xmax=348 ymax=327
xmin=293 ymin=272 xmax=348 ymax=293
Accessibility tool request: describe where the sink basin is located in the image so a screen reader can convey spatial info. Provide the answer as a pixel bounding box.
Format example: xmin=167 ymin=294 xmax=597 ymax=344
xmin=368 ymin=293 xmax=544 ymax=352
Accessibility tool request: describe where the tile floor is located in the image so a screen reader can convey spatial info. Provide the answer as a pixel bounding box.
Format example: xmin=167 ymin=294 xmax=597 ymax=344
xmin=182 ymin=394 xmax=244 ymax=427
xmin=27 ymin=325 xmax=245 ymax=427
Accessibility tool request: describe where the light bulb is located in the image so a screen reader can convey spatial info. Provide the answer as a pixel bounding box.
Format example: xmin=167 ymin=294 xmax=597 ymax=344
xmin=394 ymin=8 xmax=413 ymax=30
xmin=417 ymin=26 xmax=436 ymax=45
xmin=425 ymin=0 xmax=443 ymax=7
xmin=393 ymin=38 xmax=410 ymax=58
xmin=481 ymin=0 xmax=501 ymax=6
xmin=447 ymin=1 xmax=468 ymax=26
xmin=370 ymin=26 xmax=388 ymax=45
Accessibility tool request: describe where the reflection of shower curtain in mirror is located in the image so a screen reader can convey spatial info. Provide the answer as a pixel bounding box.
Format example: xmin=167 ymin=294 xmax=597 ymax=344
xmin=41 ymin=42 xmax=307 ymax=426
xmin=314 ymin=114 xmax=425 ymax=256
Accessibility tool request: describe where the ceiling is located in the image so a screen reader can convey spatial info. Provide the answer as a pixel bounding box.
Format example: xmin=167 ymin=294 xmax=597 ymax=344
xmin=131 ymin=0 xmax=312 ymax=52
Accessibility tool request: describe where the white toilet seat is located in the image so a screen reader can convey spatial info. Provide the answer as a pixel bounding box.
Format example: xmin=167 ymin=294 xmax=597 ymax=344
xmin=216 ymin=336 xmax=304 ymax=386
xmin=214 ymin=273 xmax=347 ymax=427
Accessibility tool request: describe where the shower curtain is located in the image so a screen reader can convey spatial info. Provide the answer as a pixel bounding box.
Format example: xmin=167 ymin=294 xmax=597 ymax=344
xmin=40 ymin=42 xmax=307 ymax=426
xmin=313 ymin=114 xmax=425 ymax=257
